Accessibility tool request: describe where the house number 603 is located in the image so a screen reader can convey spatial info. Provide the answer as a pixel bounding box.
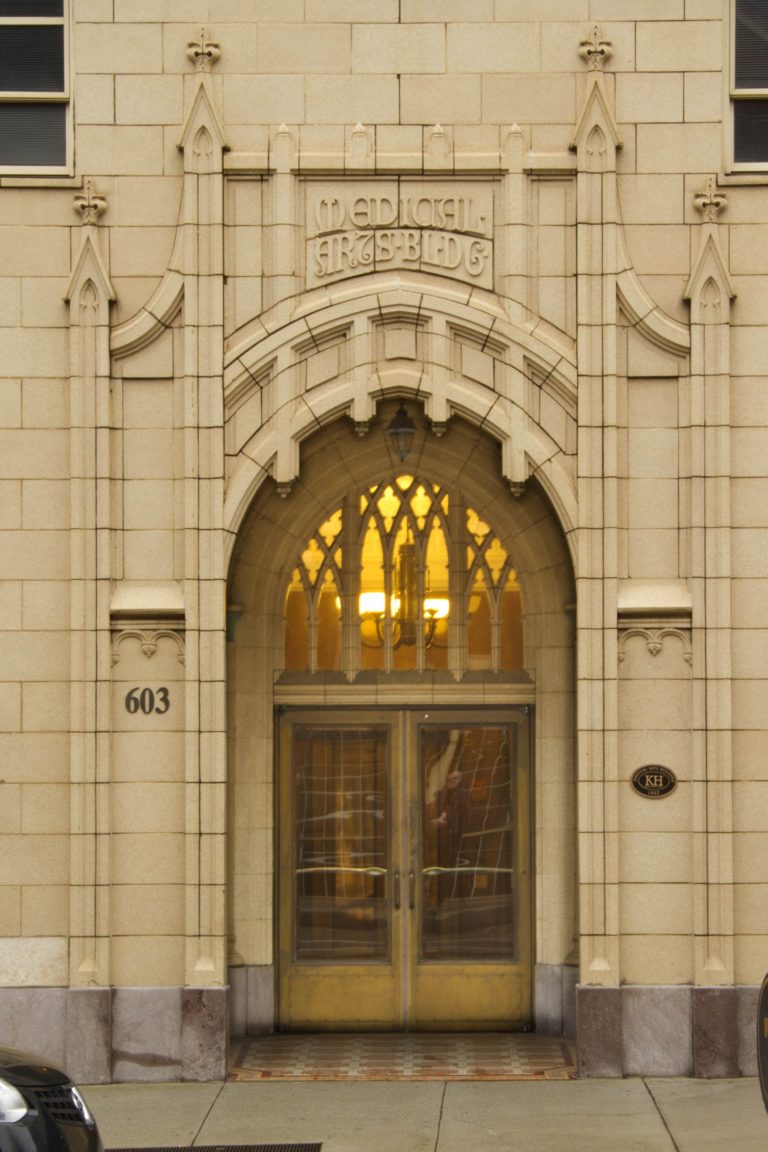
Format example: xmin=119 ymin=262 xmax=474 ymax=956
xmin=124 ymin=686 xmax=170 ymax=715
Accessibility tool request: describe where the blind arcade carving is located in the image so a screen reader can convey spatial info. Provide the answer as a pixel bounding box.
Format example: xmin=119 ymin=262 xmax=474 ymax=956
xmin=305 ymin=180 xmax=495 ymax=290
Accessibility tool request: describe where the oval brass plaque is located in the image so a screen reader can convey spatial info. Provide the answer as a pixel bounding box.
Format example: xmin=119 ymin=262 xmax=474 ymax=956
xmin=631 ymin=765 xmax=677 ymax=798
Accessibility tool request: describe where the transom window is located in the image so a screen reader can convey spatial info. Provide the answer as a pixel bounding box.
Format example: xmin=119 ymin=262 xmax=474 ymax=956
xmin=731 ymin=0 xmax=768 ymax=167
xmin=0 ymin=0 xmax=69 ymax=173
xmin=284 ymin=474 xmax=524 ymax=676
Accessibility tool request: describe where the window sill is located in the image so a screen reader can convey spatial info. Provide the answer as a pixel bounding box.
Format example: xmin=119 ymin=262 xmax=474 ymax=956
xmin=0 ymin=171 xmax=78 ymax=186
xmin=718 ymin=168 xmax=768 ymax=185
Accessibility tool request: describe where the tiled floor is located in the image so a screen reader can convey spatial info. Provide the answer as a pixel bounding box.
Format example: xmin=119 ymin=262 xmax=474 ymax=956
xmin=229 ymin=1033 xmax=578 ymax=1081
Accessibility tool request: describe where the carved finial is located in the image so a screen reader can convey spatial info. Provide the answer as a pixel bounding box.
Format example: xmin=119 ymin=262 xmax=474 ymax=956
xmin=349 ymin=122 xmax=372 ymax=165
xmin=426 ymin=123 xmax=451 ymax=163
xmin=186 ymin=26 xmax=221 ymax=72
xmin=579 ymin=25 xmax=612 ymax=70
xmin=694 ymin=175 xmax=727 ymax=222
xmin=73 ymin=178 xmax=107 ymax=225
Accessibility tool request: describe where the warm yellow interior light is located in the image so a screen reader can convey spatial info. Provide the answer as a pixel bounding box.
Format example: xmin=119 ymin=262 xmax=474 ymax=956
xmin=359 ymin=591 xmax=386 ymax=616
xmin=360 ymin=592 xmax=448 ymax=620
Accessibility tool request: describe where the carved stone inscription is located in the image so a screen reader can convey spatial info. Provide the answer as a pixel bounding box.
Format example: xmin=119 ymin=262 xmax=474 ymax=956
xmin=305 ymin=180 xmax=494 ymax=290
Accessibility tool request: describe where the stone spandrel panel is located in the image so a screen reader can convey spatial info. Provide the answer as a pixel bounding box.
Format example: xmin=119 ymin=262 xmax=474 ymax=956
xmin=304 ymin=179 xmax=496 ymax=290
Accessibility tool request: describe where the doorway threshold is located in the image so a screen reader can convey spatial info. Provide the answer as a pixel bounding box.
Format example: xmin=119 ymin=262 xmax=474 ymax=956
xmin=229 ymin=1033 xmax=577 ymax=1081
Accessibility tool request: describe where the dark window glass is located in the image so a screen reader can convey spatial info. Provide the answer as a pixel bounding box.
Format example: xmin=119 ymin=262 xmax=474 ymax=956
xmin=0 ymin=101 xmax=65 ymax=164
xmin=0 ymin=2 xmax=63 ymax=14
xmin=736 ymin=0 xmax=768 ymax=88
xmin=0 ymin=25 xmax=63 ymax=90
xmin=734 ymin=98 xmax=768 ymax=162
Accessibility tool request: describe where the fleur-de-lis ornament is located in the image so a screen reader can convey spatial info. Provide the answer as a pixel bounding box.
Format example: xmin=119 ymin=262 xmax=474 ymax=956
xmin=73 ymin=178 xmax=107 ymax=225
xmin=579 ymin=25 xmax=613 ymax=71
xmin=186 ymin=27 xmax=221 ymax=72
xmin=694 ymin=175 xmax=727 ymax=223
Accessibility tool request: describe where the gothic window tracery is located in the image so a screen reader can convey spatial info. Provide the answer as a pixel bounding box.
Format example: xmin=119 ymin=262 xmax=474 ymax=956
xmin=284 ymin=474 xmax=523 ymax=676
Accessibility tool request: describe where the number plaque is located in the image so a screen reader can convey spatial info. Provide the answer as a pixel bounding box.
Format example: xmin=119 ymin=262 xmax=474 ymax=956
xmin=124 ymin=686 xmax=170 ymax=715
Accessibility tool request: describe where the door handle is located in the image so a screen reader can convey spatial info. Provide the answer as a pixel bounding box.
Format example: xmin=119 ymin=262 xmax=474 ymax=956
xmin=296 ymin=866 xmax=387 ymax=876
xmin=394 ymin=870 xmax=401 ymax=910
xmin=409 ymin=870 xmax=415 ymax=909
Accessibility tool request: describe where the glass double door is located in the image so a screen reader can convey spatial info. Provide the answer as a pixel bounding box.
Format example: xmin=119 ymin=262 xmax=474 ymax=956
xmin=277 ymin=708 xmax=532 ymax=1031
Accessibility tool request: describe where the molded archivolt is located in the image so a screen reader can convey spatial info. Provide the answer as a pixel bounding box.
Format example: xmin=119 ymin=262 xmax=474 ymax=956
xmin=222 ymin=273 xmax=578 ymax=563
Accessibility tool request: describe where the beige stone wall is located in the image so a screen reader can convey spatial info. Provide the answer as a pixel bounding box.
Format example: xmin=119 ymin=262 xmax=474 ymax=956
xmin=0 ymin=1 xmax=765 ymax=1071
xmin=0 ymin=183 xmax=71 ymax=983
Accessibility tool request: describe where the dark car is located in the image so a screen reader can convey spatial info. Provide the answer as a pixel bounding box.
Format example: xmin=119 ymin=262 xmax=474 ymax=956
xmin=0 ymin=1044 xmax=102 ymax=1152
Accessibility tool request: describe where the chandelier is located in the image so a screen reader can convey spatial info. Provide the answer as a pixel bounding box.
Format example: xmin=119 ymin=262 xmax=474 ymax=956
xmin=360 ymin=538 xmax=449 ymax=649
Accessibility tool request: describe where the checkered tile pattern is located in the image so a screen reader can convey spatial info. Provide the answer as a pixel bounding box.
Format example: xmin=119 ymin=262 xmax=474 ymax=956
xmin=230 ymin=1034 xmax=577 ymax=1081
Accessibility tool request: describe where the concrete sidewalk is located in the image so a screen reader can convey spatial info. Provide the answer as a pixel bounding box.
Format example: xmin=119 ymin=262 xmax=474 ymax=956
xmin=82 ymin=1077 xmax=768 ymax=1152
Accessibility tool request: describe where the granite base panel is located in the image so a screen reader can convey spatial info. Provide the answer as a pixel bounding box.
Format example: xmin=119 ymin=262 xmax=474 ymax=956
xmin=577 ymin=985 xmax=752 ymax=1078
xmin=66 ymin=988 xmax=112 ymax=1083
xmin=228 ymin=965 xmax=275 ymax=1037
xmin=576 ymin=985 xmax=623 ymax=1077
xmin=0 ymin=987 xmax=227 ymax=1083
xmin=693 ymin=986 xmax=739 ymax=1078
xmin=112 ymin=987 xmax=228 ymax=1082
xmin=623 ymin=985 xmax=693 ymax=1076
xmin=0 ymin=987 xmax=68 ymax=1070
xmin=737 ymin=985 xmax=759 ymax=1076
xmin=0 ymin=983 xmax=756 ymax=1080
xmin=534 ymin=963 xmax=578 ymax=1036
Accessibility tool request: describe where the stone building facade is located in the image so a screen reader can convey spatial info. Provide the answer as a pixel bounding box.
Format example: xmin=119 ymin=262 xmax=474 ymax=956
xmin=0 ymin=0 xmax=766 ymax=1081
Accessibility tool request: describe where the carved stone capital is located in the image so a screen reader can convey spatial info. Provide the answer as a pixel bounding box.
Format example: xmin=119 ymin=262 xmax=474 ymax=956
xmin=74 ymin=178 xmax=107 ymax=225
xmin=186 ymin=26 xmax=221 ymax=72
xmin=579 ymin=25 xmax=613 ymax=71
xmin=694 ymin=175 xmax=727 ymax=223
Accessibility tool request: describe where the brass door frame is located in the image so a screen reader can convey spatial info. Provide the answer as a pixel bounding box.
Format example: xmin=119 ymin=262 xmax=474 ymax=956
xmin=277 ymin=710 xmax=404 ymax=1030
xmin=277 ymin=706 xmax=533 ymax=1032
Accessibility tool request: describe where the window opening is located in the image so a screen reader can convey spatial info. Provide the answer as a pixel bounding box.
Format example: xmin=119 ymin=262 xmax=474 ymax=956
xmin=0 ymin=0 xmax=69 ymax=172
xmin=284 ymin=475 xmax=524 ymax=677
xmin=731 ymin=0 xmax=768 ymax=167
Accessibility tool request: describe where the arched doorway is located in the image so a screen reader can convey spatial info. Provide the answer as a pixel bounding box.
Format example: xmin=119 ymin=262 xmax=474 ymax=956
xmin=227 ymin=401 xmax=576 ymax=1035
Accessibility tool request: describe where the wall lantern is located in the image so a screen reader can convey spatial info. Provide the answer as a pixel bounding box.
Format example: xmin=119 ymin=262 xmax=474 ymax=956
xmin=385 ymin=405 xmax=416 ymax=462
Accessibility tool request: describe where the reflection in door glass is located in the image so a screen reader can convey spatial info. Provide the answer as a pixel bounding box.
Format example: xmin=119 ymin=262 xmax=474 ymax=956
xmin=294 ymin=726 xmax=389 ymax=962
xmin=421 ymin=726 xmax=516 ymax=961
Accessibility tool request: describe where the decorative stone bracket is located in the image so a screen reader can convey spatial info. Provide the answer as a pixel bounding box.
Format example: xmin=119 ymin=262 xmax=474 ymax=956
xmin=111 ymin=626 xmax=186 ymax=666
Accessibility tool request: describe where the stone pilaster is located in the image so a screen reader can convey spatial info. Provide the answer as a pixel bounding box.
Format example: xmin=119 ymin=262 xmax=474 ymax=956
xmin=685 ymin=179 xmax=737 ymax=990
xmin=177 ymin=53 xmax=229 ymax=997
xmin=65 ymin=182 xmax=116 ymax=989
xmin=571 ymin=53 xmax=623 ymax=990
